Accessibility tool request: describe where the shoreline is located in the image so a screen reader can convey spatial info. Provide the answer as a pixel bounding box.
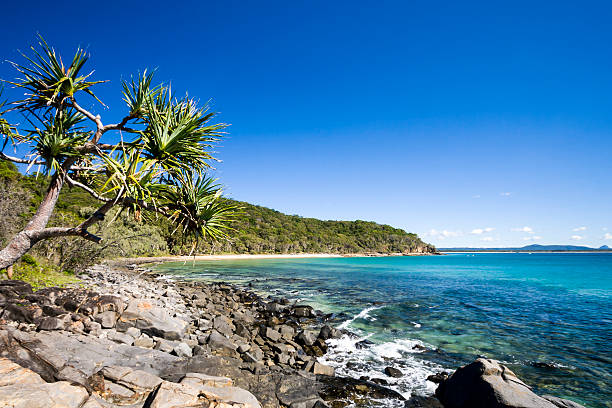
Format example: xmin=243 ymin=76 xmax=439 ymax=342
xmin=107 ymin=252 xmax=436 ymax=265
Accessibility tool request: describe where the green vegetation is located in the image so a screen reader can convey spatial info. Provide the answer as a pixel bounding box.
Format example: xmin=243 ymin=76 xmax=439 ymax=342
xmin=1 ymin=159 xmax=435 ymax=273
xmin=10 ymin=254 xmax=80 ymax=290
xmin=0 ymin=37 xmax=236 ymax=270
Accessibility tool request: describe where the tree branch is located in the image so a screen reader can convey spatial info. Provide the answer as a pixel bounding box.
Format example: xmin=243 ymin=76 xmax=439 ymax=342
xmin=71 ymin=100 xmax=103 ymax=131
xmin=28 ymin=227 xmax=102 ymax=244
xmin=65 ymin=175 xmax=111 ymax=202
xmin=0 ymin=151 xmax=45 ymax=165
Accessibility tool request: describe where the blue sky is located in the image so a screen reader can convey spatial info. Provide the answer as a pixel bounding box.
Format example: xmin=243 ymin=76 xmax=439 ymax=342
xmin=1 ymin=1 xmax=611 ymax=247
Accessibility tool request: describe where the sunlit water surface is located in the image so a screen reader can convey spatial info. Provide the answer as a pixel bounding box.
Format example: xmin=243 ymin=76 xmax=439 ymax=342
xmin=155 ymin=253 xmax=612 ymax=408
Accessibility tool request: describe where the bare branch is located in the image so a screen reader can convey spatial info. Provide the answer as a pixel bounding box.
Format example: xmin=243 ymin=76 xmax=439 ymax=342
xmin=66 ymin=175 xmax=111 ymax=202
xmin=71 ymin=100 xmax=103 ymax=130
xmin=0 ymin=151 xmax=45 ymax=165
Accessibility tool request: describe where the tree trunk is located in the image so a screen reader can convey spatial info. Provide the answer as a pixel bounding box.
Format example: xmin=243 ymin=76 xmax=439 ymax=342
xmin=0 ymin=173 xmax=66 ymax=269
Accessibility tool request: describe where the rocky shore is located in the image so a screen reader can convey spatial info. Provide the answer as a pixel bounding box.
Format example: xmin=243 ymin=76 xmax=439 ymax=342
xmin=0 ymin=263 xmax=588 ymax=408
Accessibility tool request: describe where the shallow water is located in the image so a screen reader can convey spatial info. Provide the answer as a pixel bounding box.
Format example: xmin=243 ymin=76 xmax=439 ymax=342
xmin=155 ymin=253 xmax=612 ymax=408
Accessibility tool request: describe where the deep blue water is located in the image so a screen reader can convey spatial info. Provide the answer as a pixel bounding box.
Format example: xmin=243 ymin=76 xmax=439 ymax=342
xmin=155 ymin=253 xmax=612 ymax=408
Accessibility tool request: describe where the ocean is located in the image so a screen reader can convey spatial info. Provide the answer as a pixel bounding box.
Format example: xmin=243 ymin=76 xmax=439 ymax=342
xmin=154 ymin=253 xmax=612 ymax=408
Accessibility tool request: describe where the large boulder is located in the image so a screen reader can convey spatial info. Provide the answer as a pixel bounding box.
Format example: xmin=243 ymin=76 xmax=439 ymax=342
xmin=118 ymin=299 xmax=188 ymax=340
xmin=435 ymin=359 xmax=586 ymax=408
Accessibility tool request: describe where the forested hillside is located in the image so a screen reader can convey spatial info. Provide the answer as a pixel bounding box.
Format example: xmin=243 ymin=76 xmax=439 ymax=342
xmin=1 ymin=160 xmax=435 ymax=271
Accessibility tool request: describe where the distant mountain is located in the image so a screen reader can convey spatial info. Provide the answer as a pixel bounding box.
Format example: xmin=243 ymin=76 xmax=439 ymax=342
xmin=439 ymin=244 xmax=611 ymax=252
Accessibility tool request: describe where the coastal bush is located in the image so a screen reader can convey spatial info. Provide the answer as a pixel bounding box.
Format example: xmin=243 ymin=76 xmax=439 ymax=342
xmin=11 ymin=256 xmax=80 ymax=290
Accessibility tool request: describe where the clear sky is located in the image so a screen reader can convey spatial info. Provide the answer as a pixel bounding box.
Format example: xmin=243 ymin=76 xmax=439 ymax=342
xmin=1 ymin=1 xmax=611 ymax=248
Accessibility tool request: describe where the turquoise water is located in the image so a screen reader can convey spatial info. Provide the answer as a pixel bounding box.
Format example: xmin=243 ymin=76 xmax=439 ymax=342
xmin=155 ymin=253 xmax=612 ymax=407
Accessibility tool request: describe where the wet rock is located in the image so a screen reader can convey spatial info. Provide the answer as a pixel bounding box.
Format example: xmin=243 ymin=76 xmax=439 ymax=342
xmin=355 ymin=339 xmax=373 ymax=349
xmin=293 ymin=305 xmax=314 ymax=318
xmin=318 ymin=325 xmax=339 ymax=340
xmin=384 ymin=366 xmax=403 ymax=378
xmin=317 ymin=375 xmax=405 ymax=406
xmin=405 ymin=395 xmax=445 ymax=408
xmin=427 ymin=372 xmax=449 ymax=384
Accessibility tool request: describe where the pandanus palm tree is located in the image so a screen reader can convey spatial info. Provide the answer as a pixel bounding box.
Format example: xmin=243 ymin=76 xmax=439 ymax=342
xmin=0 ymin=36 xmax=237 ymax=271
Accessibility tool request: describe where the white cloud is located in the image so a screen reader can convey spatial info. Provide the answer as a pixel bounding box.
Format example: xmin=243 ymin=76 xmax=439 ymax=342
xmin=605 ymin=233 xmax=612 ymax=240
xmin=427 ymin=229 xmax=461 ymax=239
xmin=470 ymin=227 xmax=494 ymax=235
xmin=571 ymin=235 xmax=583 ymax=240
xmin=604 ymin=227 xmax=609 ymax=231
xmin=573 ymin=226 xmax=587 ymax=232
xmin=512 ymin=226 xmax=534 ymax=234
xmin=522 ymin=235 xmax=542 ymax=241
xmin=472 ymin=195 xmax=481 ymax=199
xmin=500 ymin=192 xmax=512 ymax=196
xmin=481 ymin=236 xmax=495 ymax=242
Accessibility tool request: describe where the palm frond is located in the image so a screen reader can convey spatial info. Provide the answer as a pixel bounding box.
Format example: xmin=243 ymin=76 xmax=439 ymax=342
xmin=28 ymin=109 xmax=90 ymax=173
xmin=6 ymin=35 xmax=106 ymax=112
xmin=162 ymin=171 xmax=238 ymax=241
xmin=135 ymin=88 xmax=228 ymax=173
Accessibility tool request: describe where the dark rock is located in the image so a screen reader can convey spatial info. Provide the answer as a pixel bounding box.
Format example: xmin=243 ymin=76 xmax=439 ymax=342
xmin=2 ymin=303 xmax=42 ymax=324
xmin=38 ymin=316 xmax=67 ymax=331
xmin=384 ymin=366 xmax=403 ymax=378
xmin=296 ymin=330 xmax=317 ymax=346
xmin=355 ymin=339 xmax=373 ymax=349
xmin=435 ymin=358 xmax=574 ymax=408
xmin=427 ymin=372 xmax=449 ymax=384
xmin=317 ymin=375 xmax=405 ymax=405
xmin=292 ymin=305 xmax=314 ymax=318
xmin=405 ymin=395 xmax=445 ymax=408
xmin=260 ymin=326 xmax=282 ymax=342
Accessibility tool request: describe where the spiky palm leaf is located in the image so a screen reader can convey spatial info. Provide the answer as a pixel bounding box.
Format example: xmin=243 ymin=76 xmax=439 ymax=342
xmin=29 ymin=109 xmax=90 ymax=173
xmin=136 ymin=89 xmax=227 ymax=172
xmin=6 ymin=35 xmax=105 ymax=112
xmin=121 ymin=69 xmax=161 ymax=117
xmin=163 ymin=171 xmax=238 ymax=241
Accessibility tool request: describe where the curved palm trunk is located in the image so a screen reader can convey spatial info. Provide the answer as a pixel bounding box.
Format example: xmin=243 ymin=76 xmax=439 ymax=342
xmin=0 ymin=173 xmax=65 ymax=270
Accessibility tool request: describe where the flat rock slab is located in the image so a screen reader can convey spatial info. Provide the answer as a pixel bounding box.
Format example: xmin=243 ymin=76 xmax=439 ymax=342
xmin=1 ymin=328 xmax=181 ymax=378
xmin=0 ymin=381 xmax=89 ymax=408
xmin=0 ymin=357 xmax=45 ymax=386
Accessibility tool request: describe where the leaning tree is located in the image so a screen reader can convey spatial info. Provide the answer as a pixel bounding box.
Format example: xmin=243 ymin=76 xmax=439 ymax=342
xmin=0 ymin=37 xmax=237 ymax=272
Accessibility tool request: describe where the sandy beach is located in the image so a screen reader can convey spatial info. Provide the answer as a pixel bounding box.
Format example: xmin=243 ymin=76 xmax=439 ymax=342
xmin=109 ymin=253 xmax=345 ymax=265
